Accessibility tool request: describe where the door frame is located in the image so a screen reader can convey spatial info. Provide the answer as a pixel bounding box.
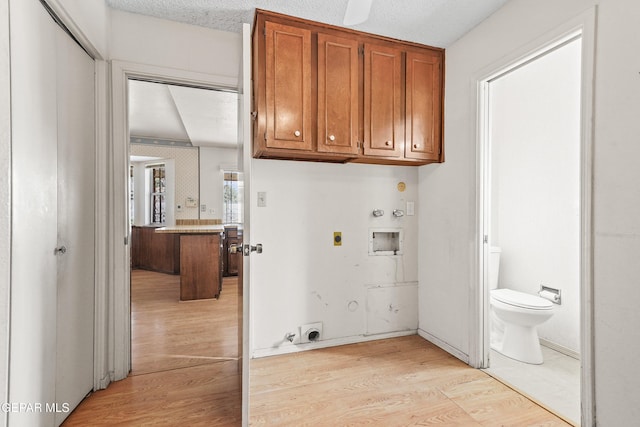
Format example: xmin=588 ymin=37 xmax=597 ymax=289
xmin=107 ymin=60 xmax=238 ymax=380
xmin=471 ymin=7 xmax=596 ymax=425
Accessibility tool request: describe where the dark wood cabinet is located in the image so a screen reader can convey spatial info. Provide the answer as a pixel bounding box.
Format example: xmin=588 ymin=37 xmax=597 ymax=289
xmin=130 ymin=226 xmax=180 ymax=274
xmin=223 ymin=226 xmax=242 ymax=277
xmin=252 ymin=9 xmax=445 ymax=166
xmin=179 ymin=233 xmax=223 ymax=301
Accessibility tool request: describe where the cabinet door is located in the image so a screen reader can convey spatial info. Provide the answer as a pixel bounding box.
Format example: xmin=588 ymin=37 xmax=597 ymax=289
xmin=363 ymin=43 xmax=403 ymax=157
xmin=317 ymin=33 xmax=359 ymax=155
xmin=405 ymin=51 xmax=442 ymax=161
xmin=265 ymin=21 xmax=312 ymax=150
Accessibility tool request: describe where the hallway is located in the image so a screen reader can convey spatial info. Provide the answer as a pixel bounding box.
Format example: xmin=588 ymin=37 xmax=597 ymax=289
xmin=63 ymin=270 xmax=242 ymax=425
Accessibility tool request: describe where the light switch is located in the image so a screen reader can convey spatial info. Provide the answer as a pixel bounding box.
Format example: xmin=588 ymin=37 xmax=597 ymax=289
xmin=407 ymin=201 xmax=415 ymax=216
xmin=257 ymin=191 xmax=267 ymax=207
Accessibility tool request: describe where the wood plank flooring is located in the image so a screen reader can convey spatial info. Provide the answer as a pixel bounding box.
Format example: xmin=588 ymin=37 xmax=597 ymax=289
xmin=130 ymin=269 xmax=239 ymax=375
xmin=250 ymin=335 xmax=571 ymax=426
xmin=64 ymin=270 xmax=571 ymax=426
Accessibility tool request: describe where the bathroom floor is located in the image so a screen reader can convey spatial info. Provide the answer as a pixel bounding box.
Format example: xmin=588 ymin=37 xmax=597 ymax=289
xmin=484 ymin=346 xmax=580 ymax=425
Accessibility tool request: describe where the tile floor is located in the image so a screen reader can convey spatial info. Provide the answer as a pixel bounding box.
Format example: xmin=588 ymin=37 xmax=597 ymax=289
xmin=484 ymin=346 xmax=580 ymax=425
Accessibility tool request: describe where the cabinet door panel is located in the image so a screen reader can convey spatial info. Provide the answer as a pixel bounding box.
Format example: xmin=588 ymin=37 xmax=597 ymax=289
xmin=265 ymin=21 xmax=312 ymax=150
xmin=363 ymin=43 xmax=403 ymax=157
xmin=317 ymin=34 xmax=359 ymax=154
xmin=405 ymin=51 xmax=442 ymax=161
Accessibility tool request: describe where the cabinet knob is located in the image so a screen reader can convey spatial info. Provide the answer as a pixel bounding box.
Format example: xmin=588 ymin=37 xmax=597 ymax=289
xmin=413 ymin=144 xmax=419 ymax=149
xmin=329 ymin=135 xmax=335 ymax=141
xmin=385 ymin=141 xmax=391 ymax=146
xmin=294 ymin=130 xmax=301 ymax=137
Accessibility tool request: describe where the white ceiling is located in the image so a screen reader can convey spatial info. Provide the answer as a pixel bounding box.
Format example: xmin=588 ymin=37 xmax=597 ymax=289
xmin=106 ymin=0 xmax=511 ymax=48
xmin=128 ymin=80 xmax=238 ymax=148
xmin=120 ymin=0 xmax=512 ymax=147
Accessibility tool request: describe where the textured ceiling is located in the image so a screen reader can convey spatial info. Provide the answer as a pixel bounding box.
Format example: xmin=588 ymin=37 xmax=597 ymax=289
xmin=106 ymin=0 xmax=511 ymax=48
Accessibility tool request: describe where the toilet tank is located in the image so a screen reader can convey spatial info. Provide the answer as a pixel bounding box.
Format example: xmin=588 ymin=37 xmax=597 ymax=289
xmin=489 ymin=247 xmax=501 ymax=290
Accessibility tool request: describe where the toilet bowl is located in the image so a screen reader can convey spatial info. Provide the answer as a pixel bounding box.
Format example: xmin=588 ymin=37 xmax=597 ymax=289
xmin=490 ymin=288 xmax=553 ymax=364
xmin=488 ymin=247 xmax=554 ymax=364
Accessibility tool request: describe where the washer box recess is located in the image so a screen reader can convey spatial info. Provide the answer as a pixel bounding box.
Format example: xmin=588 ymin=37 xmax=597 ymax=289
xmin=368 ymin=228 xmax=403 ymax=256
xmin=299 ymin=322 xmax=323 ymax=344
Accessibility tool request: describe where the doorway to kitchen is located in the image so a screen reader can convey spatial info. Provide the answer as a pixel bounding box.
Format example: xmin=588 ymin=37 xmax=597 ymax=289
xmin=476 ymin=13 xmax=595 ymax=425
xmin=127 ymin=79 xmax=242 ymax=377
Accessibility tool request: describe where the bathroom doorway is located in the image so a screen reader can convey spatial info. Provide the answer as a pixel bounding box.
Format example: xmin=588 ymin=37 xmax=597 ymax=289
xmin=477 ymin=23 xmax=594 ymax=425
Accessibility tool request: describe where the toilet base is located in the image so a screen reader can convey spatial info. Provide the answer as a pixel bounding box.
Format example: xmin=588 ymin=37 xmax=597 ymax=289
xmin=497 ymin=323 xmax=544 ymax=365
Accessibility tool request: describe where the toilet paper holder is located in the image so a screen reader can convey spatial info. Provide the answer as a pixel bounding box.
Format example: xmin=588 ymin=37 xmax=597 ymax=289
xmin=538 ymin=285 xmax=561 ymax=305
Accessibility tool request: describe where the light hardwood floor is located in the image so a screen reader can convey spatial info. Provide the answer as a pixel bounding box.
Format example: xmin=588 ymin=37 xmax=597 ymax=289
xmin=64 ymin=271 xmax=570 ymax=426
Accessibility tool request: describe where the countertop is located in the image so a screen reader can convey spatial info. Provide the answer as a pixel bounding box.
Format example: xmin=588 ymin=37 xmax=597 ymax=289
xmin=154 ymin=225 xmax=225 ymax=234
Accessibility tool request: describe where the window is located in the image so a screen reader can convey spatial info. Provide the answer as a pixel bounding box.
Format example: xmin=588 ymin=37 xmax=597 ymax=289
xmin=148 ymin=164 xmax=166 ymax=224
xmin=223 ymin=171 xmax=242 ymax=224
xmin=129 ymin=165 xmax=134 ymax=226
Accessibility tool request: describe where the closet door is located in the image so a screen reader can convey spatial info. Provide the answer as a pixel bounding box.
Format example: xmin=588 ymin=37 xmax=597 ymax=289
xmin=54 ymin=24 xmax=95 ymax=426
xmin=9 ymin=0 xmax=59 ymax=424
xmin=9 ymin=1 xmax=95 ymax=425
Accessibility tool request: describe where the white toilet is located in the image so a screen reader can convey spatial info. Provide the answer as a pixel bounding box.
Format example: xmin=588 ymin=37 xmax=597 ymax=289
xmin=489 ymin=247 xmax=554 ymax=364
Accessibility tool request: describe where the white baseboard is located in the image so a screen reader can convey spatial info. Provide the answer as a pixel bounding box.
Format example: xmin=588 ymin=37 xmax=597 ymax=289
xmin=251 ymin=330 xmax=417 ymax=359
xmin=417 ymin=329 xmax=470 ymax=364
xmin=539 ymin=338 xmax=580 ymax=360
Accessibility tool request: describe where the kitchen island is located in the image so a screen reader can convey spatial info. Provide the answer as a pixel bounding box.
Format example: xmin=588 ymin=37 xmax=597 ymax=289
xmin=155 ymin=225 xmax=224 ymax=301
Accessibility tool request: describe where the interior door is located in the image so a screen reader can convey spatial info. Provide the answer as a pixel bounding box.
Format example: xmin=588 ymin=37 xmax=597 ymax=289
xmin=54 ymin=24 xmax=96 ymax=425
xmin=9 ymin=1 xmax=59 ymax=424
xmin=239 ymin=23 xmax=252 ymax=426
xmin=9 ymin=1 xmax=95 ymax=425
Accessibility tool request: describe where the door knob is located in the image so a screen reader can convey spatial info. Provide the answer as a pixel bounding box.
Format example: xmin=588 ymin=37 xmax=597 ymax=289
xmin=54 ymin=246 xmax=67 ymax=255
xmin=243 ymin=243 xmax=263 ymax=256
xmin=228 ymin=244 xmax=241 ymax=254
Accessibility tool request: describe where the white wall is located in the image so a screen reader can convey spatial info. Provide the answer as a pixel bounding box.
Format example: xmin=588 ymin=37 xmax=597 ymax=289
xmin=251 ymin=160 xmax=419 ymax=356
xmin=48 ymin=0 xmax=110 ymax=58
xmin=199 ymin=146 xmax=239 ymax=220
xmin=491 ymin=39 xmax=581 ymax=353
xmin=419 ymin=0 xmax=640 ymax=424
xmin=110 ymin=9 xmax=240 ymax=78
xmin=130 ymin=145 xmax=198 ymax=222
xmin=0 ymin=2 xmax=10 ymax=424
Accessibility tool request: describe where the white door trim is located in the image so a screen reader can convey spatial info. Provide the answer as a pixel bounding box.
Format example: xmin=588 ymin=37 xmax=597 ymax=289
xmin=471 ymin=7 xmax=597 ymax=426
xmin=106 ymin=60 xmax=238 ymax=382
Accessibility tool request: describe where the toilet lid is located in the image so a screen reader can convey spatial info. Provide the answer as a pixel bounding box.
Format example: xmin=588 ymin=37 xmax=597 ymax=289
xmin=491 ymin=289 xmax=553 ymax=310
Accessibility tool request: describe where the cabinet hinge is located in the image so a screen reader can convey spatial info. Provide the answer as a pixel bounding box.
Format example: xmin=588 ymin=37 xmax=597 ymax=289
xmin=264 ymin=132 xmax=267 ymax=141
xmin=358 ymin=46 xmax=364 ymax=55
xmin=251 ymin=111 xmax=257 ymax=121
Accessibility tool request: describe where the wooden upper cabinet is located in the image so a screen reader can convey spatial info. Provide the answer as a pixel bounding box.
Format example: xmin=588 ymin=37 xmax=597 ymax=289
xmin=363 ymin=43 xmax=403 ymax=158
xmin=264 ymin=21 xmax=312 ymax=151
xmin=252 ymin=10 xmax=444 ymax=165
xmin=405 ymin=51 xmax=442 ymax=161
xmin=317 ymin=33 xmax=359 ymax=155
